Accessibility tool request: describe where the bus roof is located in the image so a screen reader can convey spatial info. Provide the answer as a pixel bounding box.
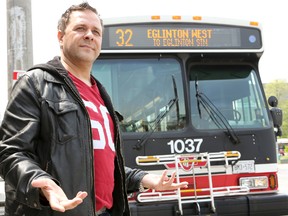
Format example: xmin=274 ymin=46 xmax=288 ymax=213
xmin=103 ymin=15 xmax=262 ymax=29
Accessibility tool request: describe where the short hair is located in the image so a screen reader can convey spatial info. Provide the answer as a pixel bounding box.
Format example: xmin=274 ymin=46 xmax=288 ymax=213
xmin=57 ymin=2 xmax=103 ymax=33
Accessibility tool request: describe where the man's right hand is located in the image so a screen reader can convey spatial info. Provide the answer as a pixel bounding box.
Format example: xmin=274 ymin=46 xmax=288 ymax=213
xmin=31 ymin=178 xmax=88 ymax=212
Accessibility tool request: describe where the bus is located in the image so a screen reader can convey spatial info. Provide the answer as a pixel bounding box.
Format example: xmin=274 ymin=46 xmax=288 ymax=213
xmin=90 ymin=15 xmax=288 ymax=215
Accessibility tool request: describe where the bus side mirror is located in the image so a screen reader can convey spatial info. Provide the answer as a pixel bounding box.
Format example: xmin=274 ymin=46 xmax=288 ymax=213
xmin=268 ymin=96 xmax=283 ymax=137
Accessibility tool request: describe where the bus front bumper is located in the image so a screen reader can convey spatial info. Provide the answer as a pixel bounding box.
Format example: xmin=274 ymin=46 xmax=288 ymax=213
xmin=129 ymin=193 xmax=288 ymax=216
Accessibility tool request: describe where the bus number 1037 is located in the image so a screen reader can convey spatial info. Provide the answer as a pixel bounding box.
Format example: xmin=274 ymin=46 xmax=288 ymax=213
xmin=167 ymin=138 xmax=203 ymax=154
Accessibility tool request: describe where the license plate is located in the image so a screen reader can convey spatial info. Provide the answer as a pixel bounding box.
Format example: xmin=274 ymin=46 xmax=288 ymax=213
xmin=233 ymin=160 xmax=255 ymax=173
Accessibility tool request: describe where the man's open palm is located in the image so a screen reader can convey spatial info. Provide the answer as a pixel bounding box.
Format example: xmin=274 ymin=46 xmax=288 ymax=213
xmin=32 ymin=178 xmax=88 ymax=212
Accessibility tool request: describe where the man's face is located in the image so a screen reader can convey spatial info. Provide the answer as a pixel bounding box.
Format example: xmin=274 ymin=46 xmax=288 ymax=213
xmin=58 ymin=10 xmax=102 ymax=64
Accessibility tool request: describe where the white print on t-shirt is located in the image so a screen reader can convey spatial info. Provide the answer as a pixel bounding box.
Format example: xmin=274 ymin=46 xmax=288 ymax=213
xmin=83 ymin=100 xmax=115 ymax=152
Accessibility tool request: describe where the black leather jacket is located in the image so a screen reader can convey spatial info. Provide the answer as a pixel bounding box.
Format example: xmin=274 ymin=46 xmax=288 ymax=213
xmin=0 ymin=56 xmax=146 ymax=216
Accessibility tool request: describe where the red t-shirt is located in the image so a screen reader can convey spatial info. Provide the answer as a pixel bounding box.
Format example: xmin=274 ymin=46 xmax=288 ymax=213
xmin=69 ymin=72 xmax=115 ymax=211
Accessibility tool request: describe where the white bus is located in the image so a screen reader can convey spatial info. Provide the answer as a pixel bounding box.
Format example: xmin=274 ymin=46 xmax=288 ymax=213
xmin=90 ymin=15 xmax=287 ymax=215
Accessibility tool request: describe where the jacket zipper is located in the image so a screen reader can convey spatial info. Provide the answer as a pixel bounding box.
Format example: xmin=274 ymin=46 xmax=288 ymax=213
xmin=63 ymin=76 xmax=96 ymax=215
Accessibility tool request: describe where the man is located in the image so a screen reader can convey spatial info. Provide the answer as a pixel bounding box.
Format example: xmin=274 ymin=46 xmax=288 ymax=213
xmin=0 ymin=2 xmax=187 ymax=216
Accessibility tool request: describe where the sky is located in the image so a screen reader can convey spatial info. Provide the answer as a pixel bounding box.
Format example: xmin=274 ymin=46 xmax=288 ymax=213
xmin=0 ymin=0 xmax=288 ymax=118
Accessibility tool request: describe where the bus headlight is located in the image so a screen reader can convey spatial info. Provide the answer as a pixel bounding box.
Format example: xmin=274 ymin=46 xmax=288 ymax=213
xmin=239 ymin=176 xmax=268 ymax=189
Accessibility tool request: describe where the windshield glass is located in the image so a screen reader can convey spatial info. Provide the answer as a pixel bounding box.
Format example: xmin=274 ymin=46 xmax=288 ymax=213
xmin=189 ymin=65 xmax=269 ymax=129
xmin=92 ymin=58 xmax=186 ymax=132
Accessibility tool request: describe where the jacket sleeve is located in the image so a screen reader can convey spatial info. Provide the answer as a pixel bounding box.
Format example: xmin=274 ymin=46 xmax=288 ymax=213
xmin=125 ymin=166 xmax=148 ymax=193
xmin=0 ymin=73 xmax=54 ymax=209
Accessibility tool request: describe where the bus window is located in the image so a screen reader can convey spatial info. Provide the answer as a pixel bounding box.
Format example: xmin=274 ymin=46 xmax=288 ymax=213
xmin=92 ymin=58 xmax=186 ymax=132
xmin=189 ymin=65 xmax=269 ymax=129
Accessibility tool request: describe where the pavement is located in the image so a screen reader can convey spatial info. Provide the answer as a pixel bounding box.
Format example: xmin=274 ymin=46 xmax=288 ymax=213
xmin=0 ymin=180 xmax=3 ymax=204
xmin=278 ymin=163 xmax=288 ymax=193
xmin=0 ymin=179 xmax=4 ymax=215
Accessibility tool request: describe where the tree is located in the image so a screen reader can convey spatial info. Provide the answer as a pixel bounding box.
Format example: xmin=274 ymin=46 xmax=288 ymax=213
xmin=264 ymin=80 xmax=288 ymax=138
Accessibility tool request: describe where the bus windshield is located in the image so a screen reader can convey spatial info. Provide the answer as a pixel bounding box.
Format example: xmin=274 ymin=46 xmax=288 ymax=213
xmin=189 ymin=65 xmax=269 ymax=129
xmin=93 ymin=60 xmax=269 ymax=132
xmin=92 ymin=58 xmax=186 ymax=132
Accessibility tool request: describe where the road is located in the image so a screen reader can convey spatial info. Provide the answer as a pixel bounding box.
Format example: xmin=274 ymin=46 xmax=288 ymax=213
xmin=278 ymin=163 xmax=288 ymax=193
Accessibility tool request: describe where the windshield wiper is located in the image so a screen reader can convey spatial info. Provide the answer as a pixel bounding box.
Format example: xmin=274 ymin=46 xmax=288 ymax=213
xmin=172 ymin=75 xmax=180 ymax=125
xmin=195 ymin=79 xmax=240 ymax=145
xmin=134 ymin=75 xmax=179 ymax=150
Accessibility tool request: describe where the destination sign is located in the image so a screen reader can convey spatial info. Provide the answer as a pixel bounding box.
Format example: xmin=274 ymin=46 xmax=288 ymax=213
xmin=102 ymin=23 xmax=262 ymax=50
